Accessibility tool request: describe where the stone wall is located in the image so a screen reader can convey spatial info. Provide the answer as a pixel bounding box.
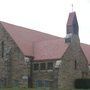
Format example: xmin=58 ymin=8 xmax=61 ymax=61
xmin=32 ymin=36 xmax=89 ymax=90
xmin=0 ymin=23 xmax=28 ymax=87
xmin=33 ymin=61 xmax=56 ymax=87
xmin=0 ymin=23 xmax=89 ymax=90
xmin=58 ymin=35 xmax=88 ymax=90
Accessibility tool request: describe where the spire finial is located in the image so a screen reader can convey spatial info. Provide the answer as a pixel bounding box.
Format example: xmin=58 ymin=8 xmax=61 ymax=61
xmin=72 ymin=4 xmax=73 ymax=12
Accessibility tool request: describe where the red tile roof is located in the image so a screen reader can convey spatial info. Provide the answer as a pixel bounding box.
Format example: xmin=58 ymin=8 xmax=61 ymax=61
xmin=81 ymin=44 xmax=90 ymax=64
xmin=0 ymin=21 xmax=90 ymax=64
xmin=0 ymin=21 xmax=59 ymax=56
xmin=34 ymin=38 xmax=68 ymax=61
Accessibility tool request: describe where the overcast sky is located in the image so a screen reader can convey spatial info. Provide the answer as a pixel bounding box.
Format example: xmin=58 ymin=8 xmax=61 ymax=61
xmin=0 ymin=0 xmax=90 ymax=44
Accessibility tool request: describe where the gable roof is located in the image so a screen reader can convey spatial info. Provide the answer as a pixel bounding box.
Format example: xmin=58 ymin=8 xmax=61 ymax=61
xmin=0 ymin=21 xmax=60 ymax=56
xmin=34 ymin=38 xmax=68 ymax=61
xmin=81 ymin=44 xmax=90 ymax=64
xmin=0 ymin=21 xmax=90 ymax=64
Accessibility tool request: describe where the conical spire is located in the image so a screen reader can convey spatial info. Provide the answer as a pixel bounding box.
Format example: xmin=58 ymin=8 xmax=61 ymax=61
xmin=67 ymin=12 xmax=79 ymax=35
xmin=65 ymin=12 xmax=79 ymax=43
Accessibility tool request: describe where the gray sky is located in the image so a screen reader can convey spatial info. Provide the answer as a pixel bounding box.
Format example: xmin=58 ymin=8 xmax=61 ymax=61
xmin=0 ymin=0 xmax=90 ymax=44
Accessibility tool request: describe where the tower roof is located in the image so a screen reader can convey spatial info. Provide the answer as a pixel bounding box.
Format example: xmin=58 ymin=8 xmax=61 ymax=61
xmin=67 ymin=12 xmax=78 ymax=26
xmin=66 ymin=12 xmax=79 ymax=35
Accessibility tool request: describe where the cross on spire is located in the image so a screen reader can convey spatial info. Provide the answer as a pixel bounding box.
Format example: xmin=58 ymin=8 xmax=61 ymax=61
xmin=72 ymin=4 xmax=73 ymax=12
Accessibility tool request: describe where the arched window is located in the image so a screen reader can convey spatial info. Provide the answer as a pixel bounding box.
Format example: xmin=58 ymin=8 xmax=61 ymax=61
xmin=75 ymin=60 xmax=77 ymax=69
xmin=1 ymin=41 xmax=4 ymax=58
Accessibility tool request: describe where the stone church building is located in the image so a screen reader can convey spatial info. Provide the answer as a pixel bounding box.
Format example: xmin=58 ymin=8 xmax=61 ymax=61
xmin=0 ymin=12 xmax=90 ymax=90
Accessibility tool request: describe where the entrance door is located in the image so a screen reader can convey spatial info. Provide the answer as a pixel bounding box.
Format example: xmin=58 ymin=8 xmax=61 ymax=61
xmin=28 ymin=76 xmax=33 ymax=88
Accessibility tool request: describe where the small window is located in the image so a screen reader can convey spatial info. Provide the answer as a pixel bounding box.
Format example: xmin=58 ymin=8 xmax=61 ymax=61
xmin=75 ymin=60 xmax=77 ymax=69
xmin=33 ymin=63 xmax=39 ymax=71
xmin=40 ymin=63 xmax=46 ymax=70
xmin=1 ymin=41 xmax=4 ymax=57
xmin=47 ymin=62 xmax=53 ymax=70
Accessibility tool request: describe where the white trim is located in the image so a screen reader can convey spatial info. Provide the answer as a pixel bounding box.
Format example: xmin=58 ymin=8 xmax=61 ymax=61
xmin=66 ymin=33 xmax=72 ymax=38
xmin=54 ymin=60 xmax=62 ymax=68
xmin=88 ymin=65 xmax=90 ymax=70
xmin=22 ymin=76 xmax=28 ymax=79
xmin=24 ymin=57 xmax=29 ymax=63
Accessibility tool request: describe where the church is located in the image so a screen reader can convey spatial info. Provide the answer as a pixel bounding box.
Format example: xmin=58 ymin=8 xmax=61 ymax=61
xmin=0 ymin=11 xmax=90 ymax=90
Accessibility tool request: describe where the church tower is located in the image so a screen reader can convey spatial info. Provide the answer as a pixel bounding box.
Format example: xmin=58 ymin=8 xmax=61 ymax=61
xmin=65 ymin=12 xmax=79 ymax=43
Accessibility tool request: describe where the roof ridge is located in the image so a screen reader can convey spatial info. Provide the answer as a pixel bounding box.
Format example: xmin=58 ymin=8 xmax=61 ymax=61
xmin=0 ymin=21 xmax=60 ymax=38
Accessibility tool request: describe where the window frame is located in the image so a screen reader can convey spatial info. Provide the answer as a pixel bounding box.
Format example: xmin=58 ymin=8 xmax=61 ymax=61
xmin=47 ymin=62 xmax=53 ymax=70
xmin=33 ymin=63 xmax=39 ymax=71
xmin=40 ymin=62 xmax=46 ymax=70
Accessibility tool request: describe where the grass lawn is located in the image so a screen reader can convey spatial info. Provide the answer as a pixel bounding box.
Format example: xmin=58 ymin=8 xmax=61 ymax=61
xmin=0 ymin=88 xmax=35 ymax=90
xmin=0 ymin=87 xmax=50 ymax=90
